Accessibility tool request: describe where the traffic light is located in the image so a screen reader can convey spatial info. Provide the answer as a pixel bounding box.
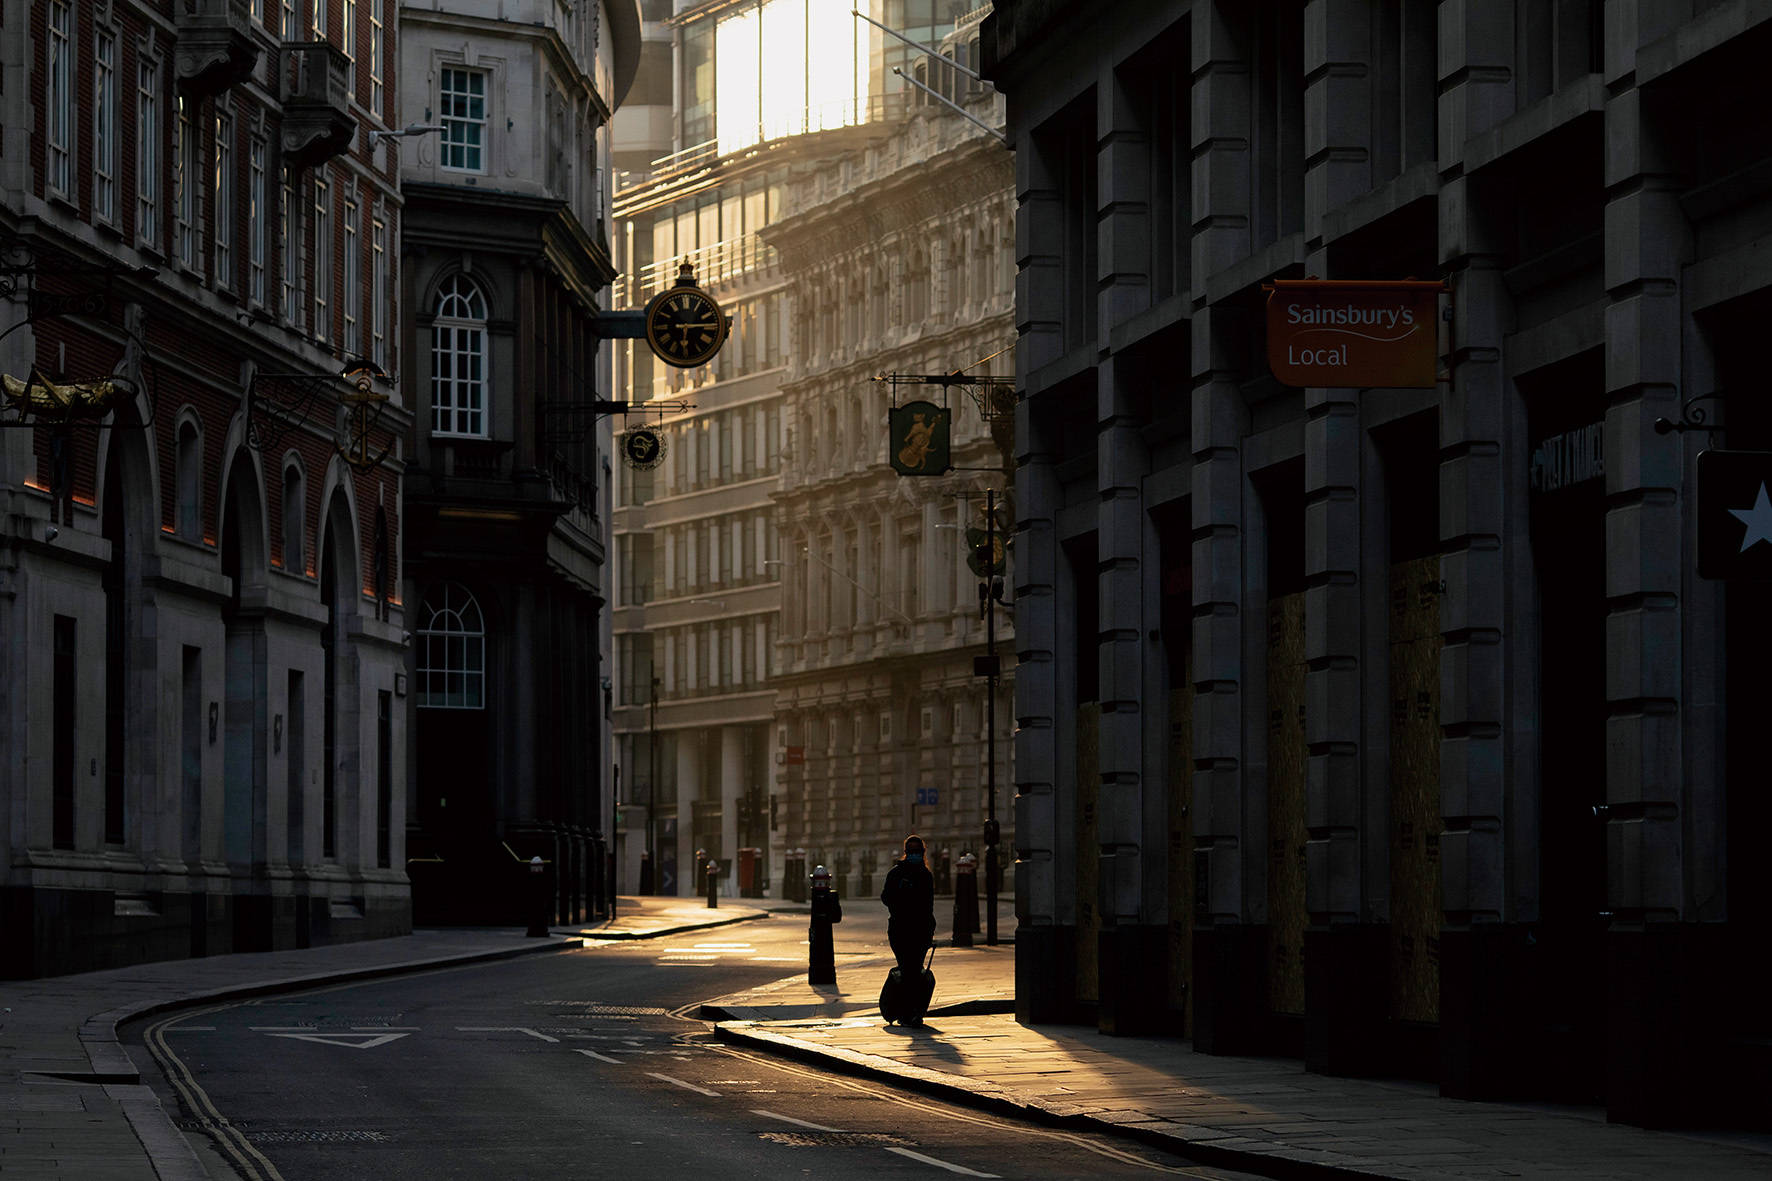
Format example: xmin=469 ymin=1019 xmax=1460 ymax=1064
xmin=966 ymin=526 xmax=1003 ymax=577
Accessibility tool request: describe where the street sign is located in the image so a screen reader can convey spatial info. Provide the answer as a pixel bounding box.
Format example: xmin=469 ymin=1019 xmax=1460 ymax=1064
xmin=1266 ymin=279 xmax=1444 ymax=389
xmin=888 ymin=400 xmax=950 ymax=475
xmin=622 ymin=427 xmax=665 ymax=470
xmin=1698 ymin=449 xmax=1772 ymax=579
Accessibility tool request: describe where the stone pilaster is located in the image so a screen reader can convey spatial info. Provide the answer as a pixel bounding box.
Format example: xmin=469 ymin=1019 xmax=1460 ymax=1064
xmin=1599 ymin=13 xmax=1691 ymax=1124
xmin=1187 ymin=1 xmax=1265 ymax=1055
xmin=1012 ymin=391 xmax=1072 ymax=1022
xmin=1298 ymin=0 xmax=1383 ymax=1076
xmin=1436 ymin=174 xmax=1524 ymax=1096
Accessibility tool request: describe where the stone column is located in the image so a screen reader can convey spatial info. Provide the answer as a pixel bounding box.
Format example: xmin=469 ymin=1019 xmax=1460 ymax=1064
xmin=1436 ymin=2 xmax=1523 ymax=1100
xmin=1188 ymin=1 xmax=1263 ymax=1056
xmin=1300 ymin=0 xmax=1381 ymax=1075
xmin=1600 ymin=9 xmax=1691 ymax=1124
xmin=1094 ymin=62 xmax=1168 ymax=1034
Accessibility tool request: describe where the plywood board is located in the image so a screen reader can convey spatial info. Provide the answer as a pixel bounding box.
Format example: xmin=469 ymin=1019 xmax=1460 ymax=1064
xmin=1168 ymin=684 xmax=1194 ymax=1028
xmin=1389 ymin=555 xmax=1442 ymax=1024
xmin=1267 ymin=592 xmax=1308 ymax=1017
xmin=1076 ymin=702 xmax=1100 ymax=1006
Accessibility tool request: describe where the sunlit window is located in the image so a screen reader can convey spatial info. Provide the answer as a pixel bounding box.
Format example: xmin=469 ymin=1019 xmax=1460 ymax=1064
xmin=699 ymin=0 xmax=899 ymax=157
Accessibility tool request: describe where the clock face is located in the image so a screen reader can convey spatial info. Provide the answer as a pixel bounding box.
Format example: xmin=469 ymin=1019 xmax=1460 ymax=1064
xmin=644 ymin=286 xmax=728 ymax=368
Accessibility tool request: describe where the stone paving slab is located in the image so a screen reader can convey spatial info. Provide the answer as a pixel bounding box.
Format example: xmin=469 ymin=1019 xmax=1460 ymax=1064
xmin=707 ymin=944 xmax=1772 ymax=1181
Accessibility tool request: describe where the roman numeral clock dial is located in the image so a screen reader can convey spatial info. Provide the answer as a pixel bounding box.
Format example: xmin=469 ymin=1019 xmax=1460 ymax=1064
xmin=643 ymin=264 xmax=730 ymax=369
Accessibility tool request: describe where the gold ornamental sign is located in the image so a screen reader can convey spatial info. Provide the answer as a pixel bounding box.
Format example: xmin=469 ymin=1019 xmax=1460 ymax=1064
xmin=1265 ymin=279 xmax=1446 ymax=390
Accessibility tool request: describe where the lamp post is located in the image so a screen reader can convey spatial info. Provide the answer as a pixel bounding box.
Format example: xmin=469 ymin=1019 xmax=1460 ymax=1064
xmin=982 ymin=489 xmax=1001 ymax=946
xmin=648 ymin=674 xmax=660 ymax=895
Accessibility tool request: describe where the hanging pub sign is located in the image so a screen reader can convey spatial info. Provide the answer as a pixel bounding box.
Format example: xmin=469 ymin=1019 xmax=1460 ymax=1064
xmin=888 ymin=399 xmax=950 ymax=476
xmin=1265 ymin=279 xmax=1445 ymax=389
xmin=1697 ymin=449 xmax=1772 ymax=580
xmin=622 ymin=426 xmax=666 ymax=470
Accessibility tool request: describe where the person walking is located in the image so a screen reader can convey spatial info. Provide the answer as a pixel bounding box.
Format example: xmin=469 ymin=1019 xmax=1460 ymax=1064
xmin=880 ymin=834 xmax=936 ymax=981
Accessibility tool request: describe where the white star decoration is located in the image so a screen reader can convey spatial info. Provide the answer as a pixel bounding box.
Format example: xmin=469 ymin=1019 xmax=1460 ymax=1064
xmin=1728 ymin=482 xmax=1772 ymax=553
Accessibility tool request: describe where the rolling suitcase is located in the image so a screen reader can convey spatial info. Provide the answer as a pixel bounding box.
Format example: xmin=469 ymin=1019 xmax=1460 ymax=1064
xmin=879 ymin=946 xmax=936 ymax=1026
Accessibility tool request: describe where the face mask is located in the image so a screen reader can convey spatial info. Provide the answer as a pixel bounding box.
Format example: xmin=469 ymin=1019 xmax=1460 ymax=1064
xmin=908 ymin=853 xmax=923 ymax=864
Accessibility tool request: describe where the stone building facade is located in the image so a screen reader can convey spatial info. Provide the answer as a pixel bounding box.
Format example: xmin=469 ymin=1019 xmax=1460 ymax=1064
xmin=2 ymin=0 xmax=409 ymax=975
xmin=396 ymin=0 xmax=640 ymax=926
xmin=608 ymin=0 xmax=986 ymax=900
xmin=985 ymin=0 xmax=1771 ymax=1127
xmin=766 ymin=55 xmax=1017 ymax=903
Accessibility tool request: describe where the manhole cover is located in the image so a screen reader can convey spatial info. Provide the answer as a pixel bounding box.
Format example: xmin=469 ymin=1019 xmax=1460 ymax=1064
xmin=757 ymin=1131 xmax=915 ymax=1148
xmin=248 ymin=1130 xmax=391 ymax=1143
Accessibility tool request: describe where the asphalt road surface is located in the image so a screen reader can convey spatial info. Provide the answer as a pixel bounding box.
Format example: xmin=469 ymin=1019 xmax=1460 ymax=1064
xmin=122 ymin=910 xmax=1262 ymax=1180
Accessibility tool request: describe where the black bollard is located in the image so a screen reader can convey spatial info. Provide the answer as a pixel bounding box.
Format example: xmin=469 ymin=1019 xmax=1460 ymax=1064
xmin=526 ymin=856 xmax=549 ymax=937
xmin=807 ymin=866 xmax=840 ymax=984
xmin=705 ymin=859 xmax=720 ymax=908
xmin=952 ymin=851 xmax=978 ymax=948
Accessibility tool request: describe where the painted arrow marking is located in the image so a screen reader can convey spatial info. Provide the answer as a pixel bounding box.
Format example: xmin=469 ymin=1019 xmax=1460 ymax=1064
xmin=259 ymin=1031 xmax=412 ymax=1049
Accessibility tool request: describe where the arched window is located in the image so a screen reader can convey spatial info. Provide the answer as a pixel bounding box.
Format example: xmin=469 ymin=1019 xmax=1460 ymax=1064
xmin=416 ymin=583 xmax=485 ymax=708
xmin=372 ymin=509 xmax=389 ymax=618
xmin=281 ymin=462 xmax=305 ymax=574
xmin=176 ymin=419 xmax=201 ymax=539
xmin=431 ymin=273 xmax=488 ymax=437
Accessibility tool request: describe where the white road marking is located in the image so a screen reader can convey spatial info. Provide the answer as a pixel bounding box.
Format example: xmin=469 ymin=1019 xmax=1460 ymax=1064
xmin=455 ymin=1027 xmax=559 ymax=1043
xmin=575 ymin=1049 xmax=622 ymax=1064
xmin=169 ymin=1025 xmax=216 ymax=1031
xmin=263 ymin=1031 xmax=410 ymax=1049
xmin=647 ymin=1072 xmax=720 ymax=1097
xmin=885 ymin=1146 xmax=1000 ymax=1177
xmin=753 ymin=1109 xmax=841 ymax=1132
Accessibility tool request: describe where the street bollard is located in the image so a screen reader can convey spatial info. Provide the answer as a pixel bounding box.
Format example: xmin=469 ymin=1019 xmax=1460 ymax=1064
xmin=952 ymin=851 xmax=979 ymax=948
xmin=705 ymin=859 xmax=720 ymax=908
xmin=526 ymin=856 xmax=549 ymax=937
xmin=807 ymin=864 xmax=840 ymax=985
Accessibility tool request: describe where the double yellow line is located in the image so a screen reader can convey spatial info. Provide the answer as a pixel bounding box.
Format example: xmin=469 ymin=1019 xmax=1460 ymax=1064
xmin=143 ymin=1005 xmax=287 ymax=1181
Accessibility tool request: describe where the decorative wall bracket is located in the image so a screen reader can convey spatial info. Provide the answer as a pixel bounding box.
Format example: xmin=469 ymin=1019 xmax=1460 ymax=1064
xmin=248 ymin=358 xmax=394 ymax=473
xmin=1653 ymin=391 xmax=1726 ymax=442
xmin=539 ymin=397 xmax=693 ymax=447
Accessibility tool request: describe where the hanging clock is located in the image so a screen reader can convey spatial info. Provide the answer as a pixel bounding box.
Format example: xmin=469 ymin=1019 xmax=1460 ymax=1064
xmin=643 ymin=262 xmax=729 ymax=368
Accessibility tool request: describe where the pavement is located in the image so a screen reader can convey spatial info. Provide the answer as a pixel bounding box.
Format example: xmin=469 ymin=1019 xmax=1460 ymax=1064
xmin=707 ymin=937 xmax=1772 ymax=1181
xmin=2 ymin=900 xmax=1768 ymax=1181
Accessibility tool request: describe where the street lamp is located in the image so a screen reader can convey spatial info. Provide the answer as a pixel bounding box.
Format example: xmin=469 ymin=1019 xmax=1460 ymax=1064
xmin=368 ymin=122 xmax=445 ymax=144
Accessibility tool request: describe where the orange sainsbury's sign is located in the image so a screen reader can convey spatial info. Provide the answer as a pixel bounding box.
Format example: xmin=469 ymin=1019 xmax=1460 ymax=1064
xmin=1265 ymin=279 xmax=1446 ymax=389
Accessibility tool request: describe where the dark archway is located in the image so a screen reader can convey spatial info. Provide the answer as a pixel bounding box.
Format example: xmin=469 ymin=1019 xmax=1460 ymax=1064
xmin=219 ymin=447 xmax=271 ymax=950
xmin=318 ymin=485 xmax=363 ymax=880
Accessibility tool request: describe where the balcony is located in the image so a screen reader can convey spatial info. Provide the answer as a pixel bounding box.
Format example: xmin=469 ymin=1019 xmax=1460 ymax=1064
xmin=175 ymin=0 xmax=260 ymax=97
xmin=281 ymin=41 xmax=355 ymax=168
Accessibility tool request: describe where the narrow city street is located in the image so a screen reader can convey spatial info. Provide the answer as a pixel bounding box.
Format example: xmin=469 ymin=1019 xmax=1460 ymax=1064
xmin=120 ymin=912 xmax=1257 ymax=1181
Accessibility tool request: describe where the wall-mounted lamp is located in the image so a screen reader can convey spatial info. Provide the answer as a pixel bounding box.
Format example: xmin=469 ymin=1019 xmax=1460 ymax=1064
xmin=208 ymin=702 xmax=219 ymax=744
xmin=273 ymin=713 xmax=283 ymax=754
